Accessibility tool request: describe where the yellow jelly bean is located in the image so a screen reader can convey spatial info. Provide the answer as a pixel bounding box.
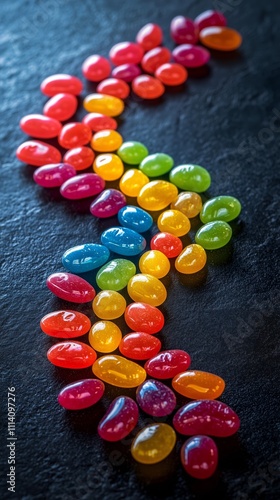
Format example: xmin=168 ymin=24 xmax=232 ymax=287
xmin=83 ymin=93 xmax=124 ymax=117
xmin=119 ymin=169 xmax=149 ymax=197
xmin=172 ymin=370 xmax=225 ymax=400
xmin=92 ymin=290 xmax=126 ymax=319
xmin=89 ymin=320 xmax=122 ymax=353
xmin=92 ymin=354 xmax=146 ymax=388
xmin=139 ymin=250 xmax=170 ymax=278
xmin=91 ymin=130 xmax=123 ymax=153
xmin=137 ymin=180 xmax=178 ymax=211
xmin=127 ymin=273 xmax=167 ymax=306
xmin=93 ymin=153 xmax=124 ymax=181
xmin=157 ymin=209 xmax=190 ymax=237
xmin=175 ymin=244 xmax=207 ymax=274
xmin=171 ymin=191 xmax=202 ymax=218
xmin=131 ymin=423 xmax=176 ymax=464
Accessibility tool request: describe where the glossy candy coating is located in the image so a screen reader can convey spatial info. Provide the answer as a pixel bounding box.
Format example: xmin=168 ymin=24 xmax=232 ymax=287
xmin=119 ymin=332 xmax=161 ymax=360
xmin=58 ymin=379 xmax=105 ymax=410
xmin=131 ymin=423 xmax=176 ymax=464
xmin=46 ymin=272 xmax=96 ymax=303
xmin=145 ymin=350 xmax=191 ymax=379
xmin=92 ymin=355 xmax=146 ymax=388
xmin=136 ymin=379 xmax=176 ymax=416
xmin=172 ymin=44 xmax=210 ymax=68
xmin=16 ymin=140 xmax=61 ymax=167
xmin=91 ymin=129 xmax=123 ymax=152
xmin=62 ymin=243 xmax=110 ymax=273
xmin=58 ymin=122 xmax=92 ymax=149
xmin=60 ymin=173 xmax=105 ymax=200
xmin=43 ymin=93 xmax=78 ymax=122
xmin=89 ymin=321 xmax=122 ymax=353
xmin=119 ymin=169 xmax=149 ymax=197
xmin=98 ymin=396 xmax=139 ymax=441
xmin=132 ymin=75 xmax=165 ymax=100
xmin=155 ymin=63 xmax=188 ymax=86
xmin=127 ymin=274 xmax=167 ymax=307
xmin=141 ymin=47 xmax=171 ymax=74
xmin=157 ymin=209 xmax=191 ymax=237
xmin=90 ymin=189 xmax=126 ymax=218
xmin=171 ymin=191 xmax=202 ymax=218
xmin=63 ymin=147 xmax=95 ymax=171
xmin=137 ymin=180 xmax=178 ymax=211
xmin=125 ymin=302 xmax=164 ymax=334
xmin=200 ymin=196 xmax=241 ymax=223
xmin=199 ymin=27 xmax=242 ymax=51
xmin=33 ymin=163 xmax=76 ymax=188
xmin=92 ymin=290 xmax=126 ymax=320
xmin=181 ymin=436 xmax=218 ymax=479
xmin=136 ymin=23 xmax=163 ymax=51
xmin=150 ymin=232 xmax=183 ymax=258
xmin=175 ymin=244 xmax=207 ymax=274
xmin=101 ymin=227 xmax=146 ymax=256
xmin=117 ymin=141 xmax=148 ymax=165
xmin=96 ymin=258 xmax=136 ymax=291
xmin=169 ymin=164 xmax=211 ymax=192
xmin=20 ymin=114 xmax=62 ymax=139
xmin=111 ymin=63 xmax=142 ymax=82
xmin=194 ymin=10 xmax=227 ymax=32
xmin=172 ymin=370 xmax=225 ymax=400
xmin=139 ymin=153 xmax=174 ymax=177
xmin=93 ymin=153 xmax=124 ymax=181
xmin=40 ymin=310 xmax=91 ymax=338
xmin=82 ymin=113 xmax=117 ymax=132
xmin=97 ymin=78 xmax=130 ymax=99
xmin=84 ymin=93 xmax=124 ymax=117
xmin=40 ymin=74 xmax=83 ymax=96
xmin=118 ymin=205 xmax=153 ymax=233
xmin=170 ymin=16 xmax=199 ymax=45
xmin=109 ymin=42 xmax=144 ymax=65
xmin=82 ymin=55 xmax=111 ymax=82
xmin=139 ymin=250 xmax=170 ymax=278
xmin=195 ymin=221 xmax=232 ymax=250
xmin=47 ymin=341 xmax=96 ymax=369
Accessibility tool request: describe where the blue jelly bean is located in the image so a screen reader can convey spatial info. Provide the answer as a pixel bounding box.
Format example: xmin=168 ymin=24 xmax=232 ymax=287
xmin=62 ymin=243 xmax=110 ymax=273
xmin=118 ymin=206 xmax=153 ymax=233
xmin=101 ymin=227 xmax=146 ymax=256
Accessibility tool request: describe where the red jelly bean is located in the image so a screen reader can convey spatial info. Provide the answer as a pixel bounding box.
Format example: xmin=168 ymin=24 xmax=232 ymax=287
xmin=125 ymin=302 xmax=164 ymax=334
xmin=43 ymin=93 xmax=78 ymax=122
xmin=132 ymin=75 xmax=165 ymax=99
xmin=58 ymin=379 xmax=105 ymax=410
xmin=98 ymin=396 xmax=139 ymax=441
xmin=82 ymin=54 xmax=111 ymax=82
xmin=111 ymin=63 xmax=142 ymax=82
xmin=90 ymin=188 xmax=126 ymax=218
xmin=82 ymin=113 xmax=118 ymax=132
xmin=173 ymin=400 xmax=240 ymax=437
xmin=151 ymin=232 xmax=183 ymax=258
xmin=194 ymin=10 xmax=227 ymax=32
xmin=47 ymin=341 xmax=97 ymax=369
xmin=109 ymin=42 xmax=144 ymax=66
xmin=172 ymin=44 xmax=210 ymax=68
xmin=33 ymin=163 xmax=76 ymax=188
xmin=16 ymin=140 xmax=61 ymax=167
xmin=40 ymin=310 xmax=91 ymax=338
xmin=141 ymin=47 xmax=171 ymax=74
xmin=181 ymin=436 xmax=218 ymax=479
xmin=119 ymin=332 xmax=162 ymax=360
xmin=136 ymin=379 xmax=176 ymax=417
xmin=145 ymin=350 xmax=191 ymax=379
xmin=20 ymin=114 xmax=62 ymax=139
xmin=60 ymin=173 xmax=105 ymax=200
xmin=170 ymin=16 xmax=199 ymax=45
xmin=63 ymin=147 xmax=95 ymax=171
xmin=136 ymin=23 xmax=163 ymax=52
xmin=40 ymin=74 xmax=83 ymax=96
xmin=97 ymin=78 xmax=130 ymax=99
xmin=155 ymin=63 xmax=188 ymax=86
xmin=58 ymin=123 xmax=92 ymax=149
xmin=46 ymin=272 xmax=96 ymax=303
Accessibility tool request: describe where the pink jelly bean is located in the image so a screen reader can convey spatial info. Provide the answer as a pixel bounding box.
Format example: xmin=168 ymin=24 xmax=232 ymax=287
xmin=170 ymin=16 xmax=199 ymax=45
xmin=194 ymin=10 xmax=227 ymax=32
xmin=136 ymin=379 xmax=176 ymax=417
xmin=181 ymin=435 xmax=218 ymax=479
xmin=58 ymin=379 xmax=105 ymax=410
xmin=60 ymin=173 xmax=105 ymax=200
xmin=172 ymin=44 xmax=210 ymax=68
xmin=90 ymin=188 xmax=126 ymax=218
xmin=98 ymin=396 xmax=139 ymax=441
xmin=16 ymin=140 xmax=62 ymax=167
xmin=33 ymin=163 xmax=76 ymax=188
xmin=111 ymin=63 xmax=142 ymax=82
xmin=46 ymin=272 xmax=96 ymax=303
xmin=144 ymin=350 xmax=191 ymax=379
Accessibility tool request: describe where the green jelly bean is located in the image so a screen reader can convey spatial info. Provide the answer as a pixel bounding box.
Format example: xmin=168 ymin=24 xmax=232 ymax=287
xmin=200 ymin=196 xmax=241 ymax=223
xmin=117 ymin=141 xmax=148 ymax=165
xmin=139 ymin=153 xmax=174 ymax=177
xmin=96 ymin=258 xmax=136 ymax=291
xmin=195 ymin=221 xmax=232 ymax=250
xmin=169 ymin=164 xmax=211 ymax=192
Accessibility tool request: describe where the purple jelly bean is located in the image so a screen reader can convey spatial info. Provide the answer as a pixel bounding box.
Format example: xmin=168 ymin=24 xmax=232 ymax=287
xmin=172 ymin=44 xmax=210 ymax=68
xmin=136 ymin=379 xmax=177 ymax=417
xmin=98 ymin=396 xmax=139 ymax=441
xmin=90 ymin=188 xmax=126 ymax=218
xmin=60 ymin=173 xmax=105 ymax=200
xmin=33 ymin=163 xmax=76 ymax=188
xmin=111 ymin=64 xmax=142 ymax=82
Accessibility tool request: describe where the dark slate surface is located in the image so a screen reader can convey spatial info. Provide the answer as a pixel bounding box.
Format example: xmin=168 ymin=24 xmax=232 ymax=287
xmin=1 ymin=0 xmax=280 ymax=499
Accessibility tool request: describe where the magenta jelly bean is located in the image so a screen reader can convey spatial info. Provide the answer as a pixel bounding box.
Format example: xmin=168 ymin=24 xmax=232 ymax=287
xmin=16 ymin=140 xmax=62 ymax=167
xmin=46 ymin=272 xmax=96 ymax=303
xmin=60 ymin=173 xmax=105 ymax=200
xmin=111 ymin=63 xmax=142 ymax=82
xmin=98 ymin=396 xmax=139 ymax=441
xmin=40 ymin=74 xmax=83 ymax=96
xmin=33 ymin=163 xmax=76 ymax=188
xmin=194 ymin=10 xmax=227 ymax=32
xmin=58 ymin=379 xmax=105 ymax=410
xmin=136 ymin=379 xmax=176 ymax=417
xmin=144 ymin=350 xmax=191 ymax=379
xmin=170 ymin=16 xmax=199 ymax=45
xmin=181 ymin=436 xmax=218 ymax=479
xmin=90 ymin=188 xmax=126 ymax=218
xmin=109 ymin=42 xmax=144 ymax=66
xmin=172 ymin=44 xmax=210 ymax=68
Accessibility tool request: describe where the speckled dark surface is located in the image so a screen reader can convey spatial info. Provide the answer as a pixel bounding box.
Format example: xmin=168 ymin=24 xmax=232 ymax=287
xmin=1 ymin=0 xmax=280 ymax=499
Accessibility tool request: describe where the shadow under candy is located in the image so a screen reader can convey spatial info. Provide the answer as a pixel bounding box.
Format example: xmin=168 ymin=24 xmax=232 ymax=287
xmin=206 ymin=241 xmax=233 ymax=266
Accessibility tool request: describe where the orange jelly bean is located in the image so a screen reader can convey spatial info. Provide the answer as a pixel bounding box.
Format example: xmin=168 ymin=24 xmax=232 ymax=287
xmin=40 ymin=310 xmax=91 ymax=338
xmin=199 ymin=26 xmax=242 ymax=51
xmin=175 ymin=244 xmax=207 ymax=274
xmin=132 ymin=75 xmax=165 ymax=100
xmin=82 ymin=113 xmax=118 ymax=132
xmin=97 ymin=78 xmax=130 ymax=99
xmin=47 ymin=341 xmax=97 ymax=369
xmin=91 ymin=129 xmax=123 ymax=152
xmin=63 ymin=147 xmax=95 ymax=171
xmin=155 ymin=63 xmax=188 ymax=86
xmin=172 ymin=370 xmax=225 ymax=400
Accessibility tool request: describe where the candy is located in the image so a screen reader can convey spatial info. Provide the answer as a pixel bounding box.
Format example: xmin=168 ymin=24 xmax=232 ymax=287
xmin=62 ymin=243 xmax=110 ymax=273
xmin=58 ymin=379 xmax=105 ymax=410
xmin=117 ymin=141 xmax=148 ymax=165
xmin=172 ymin=44 xmax=210 ymax=68
xmin=157 ymin=209 xmax=191 ymax=237
xmin=181 ymin=436 xmax=218 ymax=479
xmin=125 ymin=302 xmax=164 ymax=335
xmin=119 ymin=168 xmax=149 ymax=197
xmin=109 ymin=42 xmax=144 ymax=65
xmin=92 ymin=290 xmax=126 ymax=319
xmin=60 ymin=173 xmax=105 ymax=200
xmin=127 ymin=274 xmax=167 ymax=307
xmin=139 ymin=250 xmax=170 ymax=278
xmin=141 ymin=47 xmax=171 ymax=73
xmin=58 ymin=122 xmax=92 ymax=149
xmin=89 ymin=320 xmax=122 ymax=353
xmin=175 ymin=244 xmax=207 ymax=274
xmin=170 ymin=16 xmax=199 ymax=45
xmin=20 ymin=114 xmax=62 ymax=139
xmin=172 ymin=370 xmax=225 ymax=400
xmin=96 ymin=258 xmax=136 ymax=291
xmin=40 ymin=74 xmax=83 ymax=96
xmin=117 ymin=205 xmax=153 ymax=233
xmin=93 ymin=153 xmax=124 ymax=181
xmin=119 ymin=332 xmax=161 ymax=360
xmin=91 ymin=129 xmax=123 ymax=152
xmin=33 ymin=163 xmax=76 ymax=188
xmin=82 ymin=55 xmax=111 ymax=81
xmin=136 ymin=379 xmax=176 ymax=416
xmin=200 ymin=195 xmax=242 ymax=223
xmin=169 ymin=164 xmax=211 ymax=192
xmin=101 ymin=227 xmax=146 ymax=256
xmin=173 ymin=400 xmax=240 ymax=437
xmin=40 ymin=310 xmax=91 ymax=338
xmin=171 ymin=191 xmax=202 ymax=218
xmin=136 ymin=23 xmax=163 ymax=52
xmin=131 ymin=423 xmax=176 ymax=464
xmin=145 ymin=349 xmax=191 ymax=379
xmin=194 ymin=10 xmax=227 ymax=32
xmin=132 ymin=75 xmax=165 ymax=99
xmin=82 ymin=113 xmax=117 ymax=132
xmin=139 ymin=152 xmax=174 ymax=177
xmin=47 ymin=341 xmax=96 ymax=368
xmin=155 ymin=63 xmax=188 ymax=86
xmin=63 ymin=147 xmax=95 ymax=171
xmin=92 ymin=354 xmax=146 ymax=388
xmin=46 ymin=272 xmax=96 ymax=303
xmin=200 ymin=26 xmax=242 ymax=51
xmin=97 ymin=78 xmax=130 ymax=99
xmin=137 ymin=180 xmax=178 ymax=211
xmin=90 ymin=189 xmax=126 ymax=218
xmin=16 ymin=140 xmax=61 ymax=167
xmin=98 ymin=396 xmax=139 ymax=441
xmin=150 ymin=232 xmax=183 ymax=258
xmin=84 ymin=93 xmax=124 ymax=117
xmin=112 ymin=63 xmax=142 ymax=82
xmin=43 ymin=93 xmax=78 ymax=122
xmin=195 ymin=221 xmax=232 ymax=250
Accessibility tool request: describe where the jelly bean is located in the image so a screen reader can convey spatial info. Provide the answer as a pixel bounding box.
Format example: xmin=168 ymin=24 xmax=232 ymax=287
xmin=47 ymin=341 xmax=96 ymax=369
xmin=111 ymin=63 xmax=142 ymax=82
xmin=96 ymin=258 xmax=136 ymax=291
xmin=40 ymin=74 xmax=83 ymax=96
xmin=16 ymin=140 xmax=61 ymax=167
xmin=195 ymin=221 xmax=232 ymax=250
xmin=109 ymin=42 xmax=144 ymax=65
xmin=62 ymin=243 xmax=110 ymax=273
xmin=92 ymin=290 xmax=126 ymax=319
xmin=141 ymin=47 xmax=171 ymax=74
xmin=93 ymin=153 xmax=124 ymax=181
xmin=118 ymin=206 xmax=153 ymax=233
xmin=63 ymin=147 xmax=95 ymax=171
xmin=46 ymin=272 xmax=96 ymax=303
xmin=137 ymin=180 xmax=178 ymax=211
xmin=131 ymin=423 xmax=176 ymax=464
xmin=82 ymin=113 xmax=117 ymax=132
xmin=170 ymin=16 xmax=199 ymax=45
xmin=60 ymin=173 xmax=105 ymax=200
xmin=200 ymin=195 xmax=242 ymax=223
xmin=125 ymin=302 xmax=164 ymax=334
xmin=139 ymin=250 xmax=170 ymax=278
xmin=119 ymin=332 xmax=161 ymax=360
xmin=58 ymin=123 xmax=92 ymax=149
xmin=169 ymin=164 xmax=211 ymax=192
xmin=157 ymin=209 xmax=191 ymax=237
xmin=136 ymin=379 xmax=176 ymax=417
xmin=58 ymin=379 xmax=105 ymax=410
xmin=90 ymin=189 xmax=126 ymax=218
xmin=101 ymin=227 xmax=146 ymax=256
xmin=91 ymin=129 xmax=123 ymax=152
xmin=43 ymin=93 xmax=78 ymax=122
xmin=98 ymin=396 xmax=139 ymax=441
xmin=40 ymin=310 xmax=91 ymax=338
xmin=181 ymin=436 xmax=218 ymax=479
xmin=175 ymin=244 xmax=207 ymax=274
xmin=155 ymin=63 xmax=188 ymax=86
xmin=172 ymin=44 xmax=210 ymax=68
xmin=145 ymin=349 xmax=191 ymax=379
xmin=199 ymin=27 xmax=242 ymax=51
xmin=139 ymin=153 xmax=174 ymax=177
xmin=117 ymin=141 xmax=148 ymax=165
xmin=171 ymin=191 xmax=202 ymax=218
xmin=150 ymin=232 xmax=183 ymax=258
xmin=89 ymin=321 xmax=122 ymax=353
xmin=82 ymin=54 xmax=111 ymax=81
xmin=132 ymin=75 xmax=165 ymax=100
xmin=20 ymin=114 xmax=62 ymax=139
xmin=127 ymin=274 xmax=167 ymax=307
xmin=172 ymin=371 xmax=225 ymax=400
xmin=33 ymin=163 xmax=76 ymax=188
xmin=194 ymin=10 xmax=227 ymax=32
xmin=92 ymin=354 xmax=146 ymax=388
xmin=84 ymin=93 xmax=124 ymax=117
xmin=97 ymin=78 xmax=130 ymax=99
xmin=136 ymin=23 xmax=163 ymax=52
xmin=173 ymin=400 xmax=240 ymax=437
xmin=119 ymin=168 xmax=149 ymax=197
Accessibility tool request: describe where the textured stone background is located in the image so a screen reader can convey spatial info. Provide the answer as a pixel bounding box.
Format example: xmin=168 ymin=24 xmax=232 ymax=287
xmin=1 ymin=0 xmax=280 ymax=498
